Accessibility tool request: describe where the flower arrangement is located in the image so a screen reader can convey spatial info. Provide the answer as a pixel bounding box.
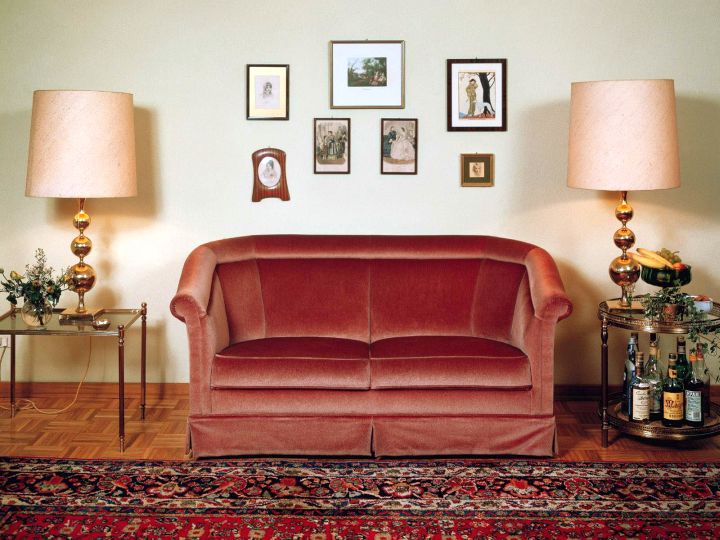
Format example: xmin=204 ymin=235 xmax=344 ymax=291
xmin=0 ymin=249 xmax=70 ymax=325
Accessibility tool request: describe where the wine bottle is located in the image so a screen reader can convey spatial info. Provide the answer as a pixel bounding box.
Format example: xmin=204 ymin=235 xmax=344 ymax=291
xmin=623 ymin=333 xmax=638 ymax=415
xmin=630 ymin=352 xmax=651 ymax=423
xmin=645 ymin=338 xmax=663 ymax=421
xmin=662 ymin=354 xmax=684 ymax=428
xmin=696 ymin=343 xmax=711 ymax=416
xmin=685 ymin=350 xmax=705 ymax=427
xmin=675 ymin=337 xmax=691 ymax=383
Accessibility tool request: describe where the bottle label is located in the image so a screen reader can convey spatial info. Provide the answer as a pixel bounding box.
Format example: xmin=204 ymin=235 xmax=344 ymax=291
xmin=664 ymin=391 xmax=684 ymax=421
xmin=668 ymin=368 xmax=677 ymax=379
xmin=651 ymin=386 xmax=662 ymax=414
xmin=632 ymin=388 xmax=650 ymax=421
xmin=686 ymin=390 xmax=702 ymax=422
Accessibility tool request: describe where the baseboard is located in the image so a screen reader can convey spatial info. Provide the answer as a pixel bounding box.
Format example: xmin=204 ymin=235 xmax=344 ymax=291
xmin=555 ymin=384 xmax=720 ymax=401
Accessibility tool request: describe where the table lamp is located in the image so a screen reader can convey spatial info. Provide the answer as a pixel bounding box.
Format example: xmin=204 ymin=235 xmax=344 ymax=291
xmin=25 ymin=90 xmax=137 ymax=320
xmin=567 ymin=79 xmax=680 ymax=309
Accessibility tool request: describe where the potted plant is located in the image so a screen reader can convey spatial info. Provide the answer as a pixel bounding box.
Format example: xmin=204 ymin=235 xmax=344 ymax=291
xmin=0 ymin=249 xmax=70 ymax=327
xmin=641 ymin=286 xmax=720 ymax=381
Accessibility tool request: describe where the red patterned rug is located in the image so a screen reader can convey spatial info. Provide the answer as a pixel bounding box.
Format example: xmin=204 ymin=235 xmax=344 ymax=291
xmin=1 ymin=458 xmax=719 ymax=538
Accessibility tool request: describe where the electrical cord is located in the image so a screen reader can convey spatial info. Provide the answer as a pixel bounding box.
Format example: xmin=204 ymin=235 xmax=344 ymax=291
xmin=0 ymin=338 xmax=93 ymax=415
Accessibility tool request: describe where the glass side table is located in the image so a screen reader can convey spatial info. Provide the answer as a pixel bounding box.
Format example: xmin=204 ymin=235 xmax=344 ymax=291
xmin=0 ymin=303 xmax=147 ymax=452
xmin=597 ymin=299 xmax=720 ymax=447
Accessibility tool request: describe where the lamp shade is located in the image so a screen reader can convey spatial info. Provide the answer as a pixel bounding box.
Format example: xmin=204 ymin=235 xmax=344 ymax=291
xmin=567 ymin=79 xmax=680 ymax=191
xmin=26 ymin=90 xmax=137 ymax=198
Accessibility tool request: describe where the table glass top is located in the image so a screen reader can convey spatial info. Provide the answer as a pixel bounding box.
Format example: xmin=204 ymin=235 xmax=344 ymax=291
xmin=0 ymin=307 xmax=142 ymax=336
xmin=599 ymin=298 xmax=720 ymax=333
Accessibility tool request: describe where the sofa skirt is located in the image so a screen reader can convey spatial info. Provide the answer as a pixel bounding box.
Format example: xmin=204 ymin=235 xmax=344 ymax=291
xmin=188 ymin=415 xmax=557 ymax=458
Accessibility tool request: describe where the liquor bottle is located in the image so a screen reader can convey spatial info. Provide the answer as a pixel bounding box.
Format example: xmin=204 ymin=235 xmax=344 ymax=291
xmin=675 ymin=337 xmax=691 ymax=383
xmin=662 ymin=354 xmax=684 ymax=427
xmin=685 ymin=351 xmax=705 ymax=427
xmin=622 ymin=333 xmax=638 ymax=414
xmin=695 ymin=344 xmax=711 ymax=415
xmin=630 ymin=352 xmax=651 ymax=423
xmin=645 ymin=338 xmax=664 ymax=421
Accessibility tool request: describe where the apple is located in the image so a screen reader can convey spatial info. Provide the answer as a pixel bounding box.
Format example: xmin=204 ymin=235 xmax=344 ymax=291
xmin=673 ymin=262 xmax=688 ymax=271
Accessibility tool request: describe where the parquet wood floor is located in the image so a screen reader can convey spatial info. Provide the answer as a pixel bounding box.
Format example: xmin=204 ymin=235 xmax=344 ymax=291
xmin=1 ymin=383 xmax=719 ymax=461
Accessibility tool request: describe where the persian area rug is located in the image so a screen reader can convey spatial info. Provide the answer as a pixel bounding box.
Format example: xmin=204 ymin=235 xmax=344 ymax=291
xmin=1 ymin=458 xmax=719 ymax=539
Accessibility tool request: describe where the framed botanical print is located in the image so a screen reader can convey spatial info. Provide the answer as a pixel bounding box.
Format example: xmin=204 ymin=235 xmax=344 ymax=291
xmin=247 ymin=64 xmax=289 ymax=120
xmin=381 ymin=118 xmax=417 ymax=175
xmin=314 ymin=118 xmax=350 ymax=174
xmin=461 ymin=153 xmax=494 ymax=187
xmin=447 ymin=59 xmax=507 ymax=131
xmin=330 ymin=41 xmax=405 ymax=109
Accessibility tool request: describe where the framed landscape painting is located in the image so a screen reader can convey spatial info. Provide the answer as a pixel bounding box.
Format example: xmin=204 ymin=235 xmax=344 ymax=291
xmin=381 ymin=118 xmax=417 ymax=175
xmin=447 ymin=59 xmax=507 ymax=131
xmin=314 ymin=118 xmax=350 ymax=174
xmin=247 ymin=64 xmax=289 ymax=120
xmin=330 ymin=41 xmax=405 ymax=109
xmin=461 ymin=153 xmax=494 ymax=186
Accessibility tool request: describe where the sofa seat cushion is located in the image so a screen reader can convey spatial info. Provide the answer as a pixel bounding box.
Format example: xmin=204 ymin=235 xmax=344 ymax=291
xmin=370 ymin=336 xmax=530 ymax=389
xmin=213 ymin=337 xmax=370 ymax=390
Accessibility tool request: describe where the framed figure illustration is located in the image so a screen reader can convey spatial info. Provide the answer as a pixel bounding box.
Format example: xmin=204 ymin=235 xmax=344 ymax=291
xmin=447 ymin=59 xmax=507 ymax=131
xmin=247 ymin=64 xmax=289 ymax=120
xmin=252 ymin=148 xmax=290 ymax=201
xmin=380 ymin=118 xmax=417 ymax=175
xmin=461 ymin=153 xmax=495 ymax=187
xmin=330 ymin=41 xmax=405 ymax=108
xmin=314 ymin=118 xmax=351 ymax=174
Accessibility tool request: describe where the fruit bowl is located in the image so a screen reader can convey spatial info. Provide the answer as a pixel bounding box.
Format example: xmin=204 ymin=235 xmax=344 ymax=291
xmin=691 ymin=295 xmax=713 ymax=313
xmin=641 ymin=265 xmax=692 ymax=287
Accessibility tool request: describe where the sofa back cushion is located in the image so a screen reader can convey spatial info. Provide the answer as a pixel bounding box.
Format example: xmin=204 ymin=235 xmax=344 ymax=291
xmin=370 ymin=259 xmax=481 ymax=341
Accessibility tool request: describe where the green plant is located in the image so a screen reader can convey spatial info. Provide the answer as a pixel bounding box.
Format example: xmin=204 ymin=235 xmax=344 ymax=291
xmin=0 ymin=249 xmax=70 ymax=315
xmin=641 ymin=286 xmax=720 ymax=380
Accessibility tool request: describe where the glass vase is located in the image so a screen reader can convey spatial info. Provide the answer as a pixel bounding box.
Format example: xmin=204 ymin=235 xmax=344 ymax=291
xmin=21 ymin=301 xmax=53 ymax=328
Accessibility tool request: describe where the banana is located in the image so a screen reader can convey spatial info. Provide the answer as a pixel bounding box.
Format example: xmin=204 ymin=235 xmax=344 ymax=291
xmin=637 ymin=248 xmax=675 ymax=269
xmin=627 ymin=251 xmax=665 ymax=269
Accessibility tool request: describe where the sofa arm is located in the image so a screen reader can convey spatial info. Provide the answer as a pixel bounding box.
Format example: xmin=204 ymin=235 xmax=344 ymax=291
xmin=525 ymin=247 xmax=573 ymax=322
xmin=170 ymin=245 xmax=230 ymax=415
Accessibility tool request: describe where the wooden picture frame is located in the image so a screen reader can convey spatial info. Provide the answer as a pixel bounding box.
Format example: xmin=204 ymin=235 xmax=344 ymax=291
xmin=247 ymin=64 xmax=289 ymax=120
xmin=447 ymin=59 xmax=507 ymax=131
xmin=381 ymin=118 xmax=417 ymax=175
xmin=313 ymin=118 xmax=351 ymax=174
xmin=330 ymin=40 xmax=405 ymax=109
xmin=252 ymin=148 xmax=290 ymax=201
xmin=461 ymin=153 xmax=494 ymax=186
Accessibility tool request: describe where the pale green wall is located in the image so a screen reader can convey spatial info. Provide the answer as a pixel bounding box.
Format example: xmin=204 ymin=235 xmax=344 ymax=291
xmin=1 ymin=0 xmax=719 ymax=385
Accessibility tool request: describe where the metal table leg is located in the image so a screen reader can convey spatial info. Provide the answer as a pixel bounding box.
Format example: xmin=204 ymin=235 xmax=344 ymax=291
xmin=118 ymin=324 xmax=125 ymax=452
xmin=601 ymin=316 xmax=609 ymax=448
xmin=141 ymin=303 xmax=147 ymax=421
xmin=10 ymin=335 xmax=15 ymax=418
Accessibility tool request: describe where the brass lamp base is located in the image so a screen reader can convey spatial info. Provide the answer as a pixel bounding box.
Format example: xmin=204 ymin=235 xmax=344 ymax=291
xmin=59 ymin=307 xmax=103 ymax=323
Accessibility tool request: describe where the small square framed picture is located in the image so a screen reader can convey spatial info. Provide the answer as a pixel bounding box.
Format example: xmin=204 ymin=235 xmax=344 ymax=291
xmin=447 ymin=59 xmax=507 ymax=131
xmin=381 ymin=118 xmax=417 ymax=175
xmin=330 ymin=40 xmax=405 ymax=109
xmin=461 ymin=153 xmax=494 ymax=186
xmin=314 ymin=118 xmax=350 ymax=174
xmin=247 ymin=64 xmax=289 ymax=120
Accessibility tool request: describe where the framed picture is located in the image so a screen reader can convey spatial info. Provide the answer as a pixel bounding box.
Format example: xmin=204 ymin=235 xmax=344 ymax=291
xmin=381 ymin=118 xmax=417 ymax=175
xmin=252 ymin=147 xmax=290 ymax=201
xmin=447 ymin=59 xmax=507 ymax=131
xmin=314 ymin=118 xmax=351 ymax=174
xmin=461 ymin=153 xmax=494 ymax=187
xmin=330 ymin=40 xmax=405 ymax=109
xmin=247 ymin=64 xmax=289 ymax=120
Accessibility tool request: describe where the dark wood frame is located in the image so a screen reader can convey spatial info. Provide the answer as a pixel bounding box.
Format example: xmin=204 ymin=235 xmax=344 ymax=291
xmin=330 ymin=40 xmax=405 ymax=109
xmin=313 ymin=118 xmax=351 ymax=174
xmin=461 ymin=153 xmax=495 ymax=186
xmin=380 ymin=118 xmax=418 ymax=175
xmin=447 ymin=58 xmax=507 ymax=131
xmin=252 ymin=148 xmax=290 ymax=201
xmin=246 ymin=64 xmax=289 ymax=120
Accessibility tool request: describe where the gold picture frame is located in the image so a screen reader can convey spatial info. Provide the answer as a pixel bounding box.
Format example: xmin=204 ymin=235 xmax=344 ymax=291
xmin=461 ymin=153 xmax=494 ymax=187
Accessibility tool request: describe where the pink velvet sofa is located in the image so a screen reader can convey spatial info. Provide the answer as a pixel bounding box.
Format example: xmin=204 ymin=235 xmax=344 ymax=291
xmin=170 ymin=235 xmax=572 ymax=458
